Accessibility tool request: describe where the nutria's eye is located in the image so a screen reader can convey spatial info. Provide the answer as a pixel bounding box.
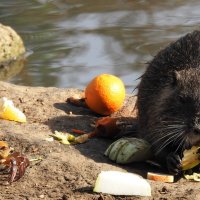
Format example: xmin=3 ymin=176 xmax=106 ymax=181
xmin=178 ymin=96 xmax=183 ymax=103
xmin=178 ymin=96 xmax=191 ymax=104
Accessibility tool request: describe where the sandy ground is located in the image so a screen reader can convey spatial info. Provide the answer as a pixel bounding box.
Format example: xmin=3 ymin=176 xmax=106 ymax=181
xmin=0 ymin=81 xmax=199 ymax=200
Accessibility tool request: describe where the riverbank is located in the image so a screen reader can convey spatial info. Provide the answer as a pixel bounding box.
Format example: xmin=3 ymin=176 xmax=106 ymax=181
xmin=0 ymin=81 xmax=199 ymax=200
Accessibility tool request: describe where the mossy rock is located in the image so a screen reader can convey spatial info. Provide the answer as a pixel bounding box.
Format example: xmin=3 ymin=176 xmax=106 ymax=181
xmin=0 ymin=23 xmax=25 ymax=63
xmin=0 ymin=24 xmax=25 ymax=80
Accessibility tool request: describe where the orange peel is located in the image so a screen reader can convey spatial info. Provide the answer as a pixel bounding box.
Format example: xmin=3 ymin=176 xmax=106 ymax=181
xmin=0 ymin=97 xmax=26 ymax=123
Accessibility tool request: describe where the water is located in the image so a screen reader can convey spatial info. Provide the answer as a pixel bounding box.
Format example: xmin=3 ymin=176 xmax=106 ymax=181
xmin=0 ymin=0 xmax=200 ymax=93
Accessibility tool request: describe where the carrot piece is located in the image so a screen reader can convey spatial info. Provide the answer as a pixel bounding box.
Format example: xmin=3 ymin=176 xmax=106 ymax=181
xmin=72 ymin=117 xmax=120 ymax=138
xmin=72 ymin=129 xmax=87 ymax=135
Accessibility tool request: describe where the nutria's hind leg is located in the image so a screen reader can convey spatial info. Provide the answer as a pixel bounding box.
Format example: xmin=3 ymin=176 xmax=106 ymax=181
xmin=166 ymin=153 xmax=182 ymax=175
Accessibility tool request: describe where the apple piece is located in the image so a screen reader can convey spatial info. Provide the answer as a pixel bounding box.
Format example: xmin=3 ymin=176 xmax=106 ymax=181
xmin=93 ymin=171 xmax=151 ymax=196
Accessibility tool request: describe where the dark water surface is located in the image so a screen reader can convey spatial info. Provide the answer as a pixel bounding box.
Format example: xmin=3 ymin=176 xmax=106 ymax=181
xmin=0 ymin=0 xmax=200 ymax=93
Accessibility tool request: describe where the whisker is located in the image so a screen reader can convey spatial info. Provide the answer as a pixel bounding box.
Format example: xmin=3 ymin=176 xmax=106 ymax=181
xmin=174 ymin=133 xmax=186 ymax=153
xmin=149 ymin=128 xmax=183 ymax=144
xmin=154 ymin=130 xmax=184 ymax=154
xmin=143 ymin=118 xmax=187 ymax=155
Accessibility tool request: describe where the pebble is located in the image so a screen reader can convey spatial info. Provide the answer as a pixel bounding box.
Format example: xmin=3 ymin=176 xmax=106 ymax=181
xmin=39 ymin=194 xmax=45 ymax=199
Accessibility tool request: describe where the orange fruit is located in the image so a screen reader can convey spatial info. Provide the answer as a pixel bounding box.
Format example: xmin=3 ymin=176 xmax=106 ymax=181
xmin=85 ymin=74 xmax=126 ymax=115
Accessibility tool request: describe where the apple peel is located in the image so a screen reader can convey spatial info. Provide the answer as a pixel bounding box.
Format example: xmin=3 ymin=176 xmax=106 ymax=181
xmin=147 ymin=172 xmax=174 ymax=183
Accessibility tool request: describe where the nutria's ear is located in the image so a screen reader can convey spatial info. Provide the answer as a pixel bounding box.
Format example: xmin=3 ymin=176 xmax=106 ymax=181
xmin=172 ymin=71 xmax=181 ymax=86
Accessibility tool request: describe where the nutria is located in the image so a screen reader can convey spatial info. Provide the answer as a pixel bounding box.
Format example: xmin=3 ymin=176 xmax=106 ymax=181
xmin=137 ymin=30 xmax=200 ymax=175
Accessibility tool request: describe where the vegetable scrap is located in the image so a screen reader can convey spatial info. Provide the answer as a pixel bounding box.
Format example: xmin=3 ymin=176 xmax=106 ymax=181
xmin=147 ymin=172 xmax=174 ymax=183
xmin=0 ymin=97 xmax=26 ymax=123
xmin=180 ymin=146 xmax=200 ymax=181
xmin=0 ymin=141 xmax=29 ymax=183
xmin=71 ymin=117 xmax=122 ymax=142
xmin=104 ymin=137 xmax=152 ymax=164
xmin=49 ymin=130 xmax=95 ymax=145
xmin=93 ymin=171 xmax=151 ymax=196
xmin=67 ymin=93 xmax=87 ymax=108
xmin=181 ymin=146 xmax=200 ymax=171
xmin=73 ymin=116 xmax=138 ymax=140
xmin=92 ymin=117 xmax=120 ymax=138
xmin=72 ymin=133 xmax=95 ymax=144
xmin=50 ymin=117 xmax=123 ymax=145
xmin=184 ymin=173 xmax=200 ymax=182
xmin=104 ymin=136 xmax=200 ymax=182
xmin=50 ymin=131 xmax=75 ymax=144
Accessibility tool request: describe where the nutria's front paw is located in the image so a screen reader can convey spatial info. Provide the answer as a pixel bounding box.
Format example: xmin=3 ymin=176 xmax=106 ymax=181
xmin=166 ymin=153 xmax=182 ymax=175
